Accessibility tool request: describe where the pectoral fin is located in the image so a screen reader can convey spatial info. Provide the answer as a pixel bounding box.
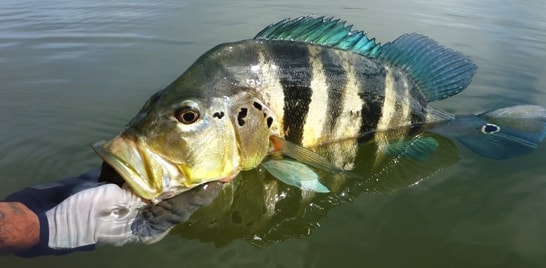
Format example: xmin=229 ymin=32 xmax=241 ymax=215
xmin=261 ymin=159 xmax=330 ymax=193
xmin=270 ymin=136 xmax=344 ymax=173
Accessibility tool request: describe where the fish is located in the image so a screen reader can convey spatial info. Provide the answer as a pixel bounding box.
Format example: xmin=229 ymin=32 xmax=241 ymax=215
xmin=142 ymin=130 xmax=463 ymax=246
xmin=93 ymin=16 xmax=546 ymax=203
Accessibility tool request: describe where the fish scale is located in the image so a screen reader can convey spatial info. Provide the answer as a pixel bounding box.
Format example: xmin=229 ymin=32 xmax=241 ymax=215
xmin=94 ymin=16 xmax=546 ymax=202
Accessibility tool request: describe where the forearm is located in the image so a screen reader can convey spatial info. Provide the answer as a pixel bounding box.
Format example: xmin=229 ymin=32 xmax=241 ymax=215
xmin=0 ymin=202 xmax=39 ymax=251
xmin=0 ymin=170 xmax=100 ymax=257
xmin=0 ymin=167 xmax=223 ymax=257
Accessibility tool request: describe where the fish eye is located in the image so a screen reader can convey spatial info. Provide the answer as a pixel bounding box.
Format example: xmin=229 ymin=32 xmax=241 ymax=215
xmin=175 ymin=101 xmax=200 ymax=124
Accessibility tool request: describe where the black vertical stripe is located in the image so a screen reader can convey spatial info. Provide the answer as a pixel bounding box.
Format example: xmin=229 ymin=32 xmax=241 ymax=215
xmin=195 ymin=42 xmax=262 ymax=96
xmin=407 ymin=83 xmax=429 ymax=135
xmin=268 ymin=42 xmax=312 ymax=144
xmin=320 ymin=50 xmax=347 ymax=133
xmin=409 ymin=84 xmax=429 ymax=126
xmin=358 ymin=92 xmax=384 ymax=139
xmin=356 ymin=61 xmax=387 ymax=141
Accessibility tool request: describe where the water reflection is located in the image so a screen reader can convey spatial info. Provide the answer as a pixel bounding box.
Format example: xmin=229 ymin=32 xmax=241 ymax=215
xmin=169 ymin=128 xmax=459 ymax=247
xmin=1 ymin=0 xmax=546 ymax=266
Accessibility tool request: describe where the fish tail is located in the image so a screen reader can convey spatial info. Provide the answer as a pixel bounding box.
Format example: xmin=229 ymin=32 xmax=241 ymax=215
xmin=433 ymin=105 xmax=546 ymax=159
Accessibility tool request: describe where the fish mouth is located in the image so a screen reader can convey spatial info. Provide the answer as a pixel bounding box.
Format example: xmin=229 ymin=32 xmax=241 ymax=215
xmin=93 ymin=136 xmax=186 ymax=203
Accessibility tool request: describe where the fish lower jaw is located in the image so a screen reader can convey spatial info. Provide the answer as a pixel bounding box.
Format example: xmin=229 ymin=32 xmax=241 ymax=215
xmin=92 ymin=139 xmax=186 ymax=202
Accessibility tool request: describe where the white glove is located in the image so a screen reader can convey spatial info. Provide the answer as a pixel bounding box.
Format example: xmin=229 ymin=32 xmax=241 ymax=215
xmin=46 ymin=183 xmax=149 ymax=249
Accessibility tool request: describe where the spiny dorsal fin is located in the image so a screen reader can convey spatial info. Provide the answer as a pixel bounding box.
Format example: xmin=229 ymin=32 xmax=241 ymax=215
xmin=255 ymin=16 xmax=478 ymax=102
xmin=254 ymin=16 xmax=381 ymax=57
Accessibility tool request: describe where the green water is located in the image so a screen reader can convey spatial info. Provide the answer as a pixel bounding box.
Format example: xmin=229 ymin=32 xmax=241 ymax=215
xmin=1 ymin=0 xmax=546 ymax=267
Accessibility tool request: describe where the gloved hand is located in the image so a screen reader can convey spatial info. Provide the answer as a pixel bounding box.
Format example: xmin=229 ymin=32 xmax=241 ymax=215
xmin=132 ymin=182 xmax=224 ymax=243
xmin=46 ymin=181 xmax=224 ymax=249
xmin=3 ymin=165 xmax=225 ymax=256
xmin=46 ymin=183 xmax=148 ymax=249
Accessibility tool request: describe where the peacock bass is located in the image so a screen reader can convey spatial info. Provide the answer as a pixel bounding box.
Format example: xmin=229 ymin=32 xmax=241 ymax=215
xmin=93 ymin=16 xmax=546 ymax=203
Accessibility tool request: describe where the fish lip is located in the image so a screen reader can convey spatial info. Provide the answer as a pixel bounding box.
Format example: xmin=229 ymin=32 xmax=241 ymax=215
xmin=93 ymin=135 xmax=239 ymax=203
xmin=92 ymin=139 xmax=151 ymax=199
xmin=92 ymin=137 xmax=185 ymax=202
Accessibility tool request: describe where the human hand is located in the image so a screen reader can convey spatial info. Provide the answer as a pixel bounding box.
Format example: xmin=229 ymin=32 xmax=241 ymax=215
xmin=131 ymin=182 xmax=224 ymax=243
xmin=46 ymin=183 xmax=147 ymax=249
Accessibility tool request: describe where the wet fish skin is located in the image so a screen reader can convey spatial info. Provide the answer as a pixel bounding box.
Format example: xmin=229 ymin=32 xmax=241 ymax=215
xmin=93 ymin=16 xmax=484 ymax=202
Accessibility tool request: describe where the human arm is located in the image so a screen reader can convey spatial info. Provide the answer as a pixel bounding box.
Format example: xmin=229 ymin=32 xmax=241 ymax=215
xmin=0 ymin=202 xmax=39 ymax=252
xmin=1 ymin=167 xmax=223 ymax=257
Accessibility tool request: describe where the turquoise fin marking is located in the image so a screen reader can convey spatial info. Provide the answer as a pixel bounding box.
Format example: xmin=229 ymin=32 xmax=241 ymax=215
xmin=254 ymin=16 xmax=381 ymax=57
xmin=255 ymin=16 xmax=477 ymax=102
xmin=376 ymin=33 xmax=477 ymax=101
xmin=384 ymin=137 xmax=440 ymax=161
xmin=434 ymin=105 xmax=546 ymax=159
xmin=276 ymin=138 xmax=346 ymax=173
xmin=276 ymin=138 xmax=362 ymax=179
xmin=261 ymin=159 xmax=330 ymax=193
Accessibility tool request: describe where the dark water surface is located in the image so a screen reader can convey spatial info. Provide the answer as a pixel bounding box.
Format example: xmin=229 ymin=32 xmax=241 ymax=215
xmin=2 ymin=0 xmax=546 ymax=267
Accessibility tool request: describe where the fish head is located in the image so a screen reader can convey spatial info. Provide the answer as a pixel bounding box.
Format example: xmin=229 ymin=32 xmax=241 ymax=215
xmin=93 ymin=85 xmax=274 ymax=202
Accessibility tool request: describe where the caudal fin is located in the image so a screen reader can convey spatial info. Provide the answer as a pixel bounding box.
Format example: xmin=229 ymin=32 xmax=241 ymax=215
xmin=441 ymin=105 xmax=546 ymax=159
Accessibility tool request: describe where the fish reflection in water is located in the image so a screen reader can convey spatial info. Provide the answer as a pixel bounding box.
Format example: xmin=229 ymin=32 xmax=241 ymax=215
xmin=157 ymin=127 xmax=473 ymax=246
xmin=166 ymin=104 xmax=546 ymax=246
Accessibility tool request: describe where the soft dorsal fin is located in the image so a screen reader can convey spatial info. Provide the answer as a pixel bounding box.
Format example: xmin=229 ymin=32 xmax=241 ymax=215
xmin=254 ymin=16 xmax=381 ymax=57
xmin=376 ymin=33 xmax=477 ymax=101
xmin=255 ymin=16 xmax=478 ymax=102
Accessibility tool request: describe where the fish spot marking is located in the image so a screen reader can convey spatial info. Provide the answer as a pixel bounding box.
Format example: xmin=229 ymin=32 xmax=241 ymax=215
xmin=482 ymin=123 xmax=500 ymax=134
xmin=267 ymin=117 xmax=273 ymax=128
xmin=213 ymin=111 xmax=225 ymax=119
xmin=253 ymin=101 xmax=263 ymax=110
xmin=237 ymin=108 xmax=248 ymax=126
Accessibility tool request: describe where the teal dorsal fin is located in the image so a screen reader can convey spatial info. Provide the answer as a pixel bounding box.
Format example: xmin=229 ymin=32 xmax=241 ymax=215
xmin=254 ymin=16 xmax=381 ymax=57
xmin=376 ymin=33 xmax=478 ymax=102
xmin=255 ymin=16 xmax=478 ymax=102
